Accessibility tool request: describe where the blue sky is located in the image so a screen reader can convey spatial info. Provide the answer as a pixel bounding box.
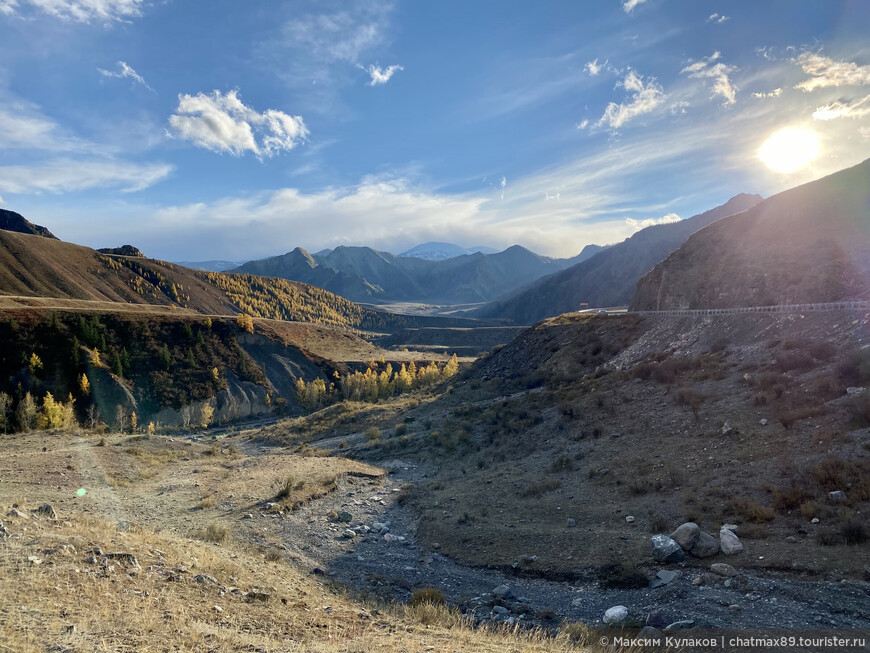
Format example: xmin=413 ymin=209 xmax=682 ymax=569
xmin=1 ymin=0 xmax=869 ymax=261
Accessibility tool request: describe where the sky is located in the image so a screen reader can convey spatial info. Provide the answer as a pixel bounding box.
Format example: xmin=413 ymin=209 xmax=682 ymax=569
xmin=1 ymin=0 xmax=869 ymax=262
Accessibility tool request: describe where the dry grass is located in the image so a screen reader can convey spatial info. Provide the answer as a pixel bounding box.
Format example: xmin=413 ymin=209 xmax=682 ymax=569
xmin=0 ymin=510 xmax=581 ymax=653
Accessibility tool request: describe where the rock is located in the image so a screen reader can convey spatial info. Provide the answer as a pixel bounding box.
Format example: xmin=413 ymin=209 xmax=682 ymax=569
xmin=383 ymin=533 xmax=401 ymax=543
xmin=785 ymin=535 xmax=798 ymax=543
xmin=636 ymin=626 xmax=663 ymax=643
xmin=431 ymin=542 xmax=441 ymax=550
xmin=342 ymin=529 xmax=356 ymax=539
xmin=603 ymin=605 xmax=628 ymax=624
xmin=719 ymin=529 xmax=743 ymax=555
xmin=92 ymin=546 xmax=103 ymax=556
xmin=246 ymin=591 xmax=271 ymax=602
xmin=670 ymin=523 xmax=701 ymax=550
xmin=650 ymin=570 xmax=678 ymax=588
xmin=811 ymin=517 xmax=820 ymax=524
xmin=65 ymin=625 xmax=76 ymax=634
xmin=721 ymin=524 xmax=738 ymax=532
xmin=645 ymin=609 xmax=667 ymax=628
xmin=372 ymin=522 xmax=388 ymax=533
xmin=729 ymin=604 xmax=741 ymax=612
xmin=194 ymin=574 xmax=218 ymax=584
xmin=828 ymin=490 xmax=847 ymax=503
xmin=651 ymin=534 xmax=685 ymax=563
xmin=34 ymin=504 xmax=57 ymax=520
xmin=721 ymin=422 xmax=732 ymax=435
xmin=567 ymin=518 xmax=576 ymax=528
xmin=242 ymin=513 xmax=253 ymax=520
xmin=690 ymin=531 xmax=720 ymax=558
xmin=105 ymin=553 xmax=139 ymax=567
xmin=213 ymin=605 xmax=223 ymax=613
xmin=759 ymin=418 xmax=768 ymax=426
xmin=571 ymin=597 xmax=583 ymax=607
xmin=664 ymin=620 xmax=695 ymax=630
xmin=492 ymin=584 xmax=514 ymax=600
xmin=27 ymin=556 xmax=41 ymax=565
xmin=6 ymin=509 xmax=27 ymax=519
xmin=626 ymin=515 xmax=635 ymax=524
xmin=692 ymin=576 xmax=703 ymax=586
xmin=846 ymin=386 xmax=865 ymax=396
xmin=710 ymin=563 xmax=737 ymax=577
xmin=337 ymin=511 xmax=353 ymax=523
xmin=492 ymin=606 xmax=509 ymax=615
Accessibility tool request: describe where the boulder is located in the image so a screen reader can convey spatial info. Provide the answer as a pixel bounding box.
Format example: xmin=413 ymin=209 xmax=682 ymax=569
xmin=669 ymin=523 xmax=700 ymax=550
xmin=342 ymin=529 xmax=356 ymax=539
xmin=604 ymin=605 xmax=628 ymax=624
xmin=492 ymin=584 xmax=514 ymax=600
xmin=651 ymin=534 xmax=684 ymax=563
xmin=828 ymin=491 xmax=847 ymax=503
xmin=337 ymin=511 xmax=353 ymax=523
xmin=710 ymin=563 xmax=737 ymax=577
xmin=719 ymin=528 xmax=743 ymax=555
xmin=690 ymin=531 xmax=720 ymax=558
xmin=34 ymin=504 xmax=57 ymax=520
xmin=567 ymin=518 xmax=576 ymax=528
xmin=650 ymin=570 xmax=678 ymax=588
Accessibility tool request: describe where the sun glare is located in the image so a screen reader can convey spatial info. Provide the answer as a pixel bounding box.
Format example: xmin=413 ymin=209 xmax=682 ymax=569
xmin=758 ymin=128 xmax=820 ymax=174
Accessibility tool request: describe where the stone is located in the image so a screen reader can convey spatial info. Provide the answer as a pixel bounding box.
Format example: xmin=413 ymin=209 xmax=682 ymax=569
xmin=571 ymin=597 xmax=583 ymax=607
xmin=492 ymin=584 xmax=514 ymax=600
xmin=721 ymin=524 xmax=738 ymax=532
xmin=650 ymin=570 xmax=678 ymax=588
xmin=372 ymin=522 xmax=388 ymax=533
xmin=194 ymin=574 xmax=218 ymax=584
xmin=603 ymin=605 xmax=628 ymax=624
xmin=846 ymin=386 xmax=865 ymax=396
xmin=567 ymin=518 xmax=576 ymax=528
xmin=342 ymin=529 xmax=356 ymax=539
xmin=383 ymin=533 xmax=401 ymax=543
xmin=105 ymin=553 xmax=139 ymax=567
xmin=645 ymin=609 xmax=667 ymax=628
xmin=242 ymin=513 xmax=253 ymax=520
xmin=729 ymin=604 xmax=741 ymax=612
xmin=626 ymin=516 xmax=635 ymax=524
xmin=690 ymin=531 xmax=720 ymax=558
xmin=719 ymin=529 xmax=743 ymax=555
xmin=828 ymin=490 xmax=847 ymax=503
xmin=692 ymin=576 xmax=703 ymax=586
xmin=636 ymin=627 xmax=663 ymax=643
xmin=759 ymin=418 xmax=768 ymax=426
xmin=337 ymin=511 xmax=353 ymax=523
xmin=492 ymin=606 xmax=509 ymax=615
xmin=213 ymin=605 xmax=223 ymax=613
xmin=6 ymin=509 xmax=27 ymax=519
xmin=811 ymin=517 xmax=820 ymax=524
xmin=711 ymin=563 xmax=737 ymax=577
xmin=670 ymin=523 xmax=701 ymax=550
xmin=34 ymin=504 xmax=57 ymax=520
xmin=651 ymin=534 xmax=685 ymax=563
xmin=27 ymin=556 xmax=41 ymax=565
xmin=721 ymin=422 xmax=732 ymax=435
xmin=664 ymin=620 xmax=695 ymax=630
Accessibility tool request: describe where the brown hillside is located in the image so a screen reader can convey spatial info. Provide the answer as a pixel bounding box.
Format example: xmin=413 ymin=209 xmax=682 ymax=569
xmin=631 ymin=158 xmax=870 ymax=310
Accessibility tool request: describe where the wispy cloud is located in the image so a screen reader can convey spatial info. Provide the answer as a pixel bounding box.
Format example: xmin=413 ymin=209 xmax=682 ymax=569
xmin=752 ymin=88 xmax=782 ymax=99
xmin=622 ymin=0 xmax=648 ymax=14
xmin=812 ymin=94 xmax=870 ymax=121
xmin=0 ymin=0 xmax=145 ymax=23
xmin=707 ymin=13 xmax=729 ymax=24
xmin=681 ymin=51 xmax=737 ymax=105
xmin=626 ymin=212 xmax=680 ymax=230
xmin=598 ymin=70 xmax=665 ymax=129
xmin=168 ymin=90 xmax=307 ymax=158
xmin=795 ymin=53 xmax=870 ymax=92
xmin=98 ymin=61 xmax=152 ymax=90
xmin=0 ymin=159 xmax=172 ymax=194
xmin=362 ymin=63 xmax=403 ymax=86
xmin=585 ymin=59 xmax=603 ymax=76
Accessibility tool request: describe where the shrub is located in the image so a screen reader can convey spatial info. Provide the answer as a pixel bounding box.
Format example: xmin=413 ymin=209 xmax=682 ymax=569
xmin=673 ymin=386 xmax=708 ymax=420
xmin=274 ymin=475 xmax=303 ymax=501
xmin=521 ymin=479 xmax=561 ymax=497
xmin=550 ymin=454 xmax=574 ymax=473
xmin=758 ymin=372 xmax=785 ymax=391
xmin=203 ymin=522 xmax=231 ymax=543
xmin=558 ymin=621 xmax=595 ymax=646
xmin=841 ymin=518 xmax=868 ymax=545
xmin=395 ymin=423 xmax=407 ymax=436
xmin=769 ymin=485 xmax=808 ymax=512
xmin=265 ymin=549 xmax=284 ymax=563
xmin=409 ymin=587 xmax=446 ymax=607
xmin=726 ymin=496 xmax=774 ymax=523
xmin=364 ymin=426 xmax=380 ymax=442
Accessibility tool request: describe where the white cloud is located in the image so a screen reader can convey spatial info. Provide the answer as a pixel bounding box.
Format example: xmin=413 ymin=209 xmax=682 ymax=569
xmin=363 ymin=64 xmax=403 ymax=86
xmin=752 ymin=88 xmax=782 ymax=99
xmin=500 ymin=176 xmax=507 ymax=200
xmin=812 ymin=94 xmax=870 ymax=121
xmin=168 ymin=90 xmax=307 ymax=158
xmin=0 ymin=159 xmax=172 ymax=194
xmin=585 ymin=59 xmax=603 ymax=76
xmin=795 ymin=53 xmax=870 ymax=92
xmin=98 ymin=61 xmax=151 ymax=89
xmin=707 ymin=13 xmax=729 ymax=23
xmin=598 ymin=70 xmax=665 ymax=129
xmin=577 ymin=118 xmax=590 ymax=129
xmin=1 ymin=0 xmax=144 ymax=22
xmin=670 ymin=101 xmax=689 ymax=115
xmin=681 ymin=51 xmax=738 ymax=105
xmin=622 ymin=0 xmax=648 ymax=13
xmin=626 ymin=212 xmax=681 ymax=230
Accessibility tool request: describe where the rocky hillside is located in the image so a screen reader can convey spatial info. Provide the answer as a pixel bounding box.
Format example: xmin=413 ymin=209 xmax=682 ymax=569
xmin=631 ymin=158 xmax=870 ymax=310
xmin=472 ymin=194 xmax=763 ymax=324
xmin=0 ymin=208 xmax=57 ymax=239
xmin=233 ymin=243 xmax=602 ymax=305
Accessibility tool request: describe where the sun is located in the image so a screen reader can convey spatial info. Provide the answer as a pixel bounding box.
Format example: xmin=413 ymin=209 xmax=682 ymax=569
xmin=758 ymin=128 xmax=820 ymax=173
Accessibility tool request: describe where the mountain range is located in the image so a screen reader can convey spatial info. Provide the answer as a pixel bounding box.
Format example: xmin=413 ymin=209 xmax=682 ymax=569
xmin=631 ymin=158 xmax=870 ymax=311
xmin=471 ymin=193 xmax=764 ymax=324
xmin=399 ymin=242 xmax=499 ymax=260
xmin=231 ymin=243 xmax=607 ymax=305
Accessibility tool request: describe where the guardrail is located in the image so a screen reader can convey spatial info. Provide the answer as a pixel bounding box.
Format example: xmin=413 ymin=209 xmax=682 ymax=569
xmin=630 ymin=300 xmax=870 ymax=317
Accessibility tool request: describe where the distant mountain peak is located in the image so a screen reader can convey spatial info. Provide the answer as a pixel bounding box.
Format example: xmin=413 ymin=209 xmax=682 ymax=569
xmin=0 ymin=209 xmax=58 ymax=240
xmin=399 ymin=242 xmax=475 ymax=260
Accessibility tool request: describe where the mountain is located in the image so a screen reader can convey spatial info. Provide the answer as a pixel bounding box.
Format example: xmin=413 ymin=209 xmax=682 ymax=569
xmin=174 ymin=260 xmax=244 ymax=272
xmin=631 ymin=158 xmax=870 ymax=311
xmin=0 ymin=208 xmax=58 ymax=239
xmin=400 ymin=242 xmax=476 ymax=260
xmin=233 ymin=243 xmax=602 ymax=305
xmin=472 ymin=193 xmax=763 ymax=324
xmin=467 ymin=245 xmax=500 ymax=255
xmin=0 ymin=223 xmax=477 ymax=332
